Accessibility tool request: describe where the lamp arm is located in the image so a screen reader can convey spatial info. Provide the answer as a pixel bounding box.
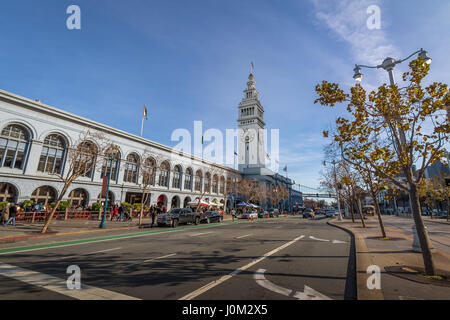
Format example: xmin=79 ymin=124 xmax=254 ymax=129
xmin=397 ymin=49 xmax=422 ymax=64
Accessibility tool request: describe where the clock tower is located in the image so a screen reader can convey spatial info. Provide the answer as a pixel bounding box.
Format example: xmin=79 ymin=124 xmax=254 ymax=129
xmin=237 ymin=73 xmax=266 ymax=171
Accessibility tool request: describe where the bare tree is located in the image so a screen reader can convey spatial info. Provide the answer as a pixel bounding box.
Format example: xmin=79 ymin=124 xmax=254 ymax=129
xmin=41 ymin=129 xmax=111 ymax=234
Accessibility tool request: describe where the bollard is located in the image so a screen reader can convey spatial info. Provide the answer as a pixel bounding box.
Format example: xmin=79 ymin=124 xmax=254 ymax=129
xmin=412 ymin=225 xmax=436 ymax=253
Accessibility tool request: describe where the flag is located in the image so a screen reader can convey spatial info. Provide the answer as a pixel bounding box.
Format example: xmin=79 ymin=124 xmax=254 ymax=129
xmin=234 ymin=151 xmax=238 ymax=156
xmin=266 ymin=153 xmax=271 ymax=160
xmin=251 ymin=62 xmax=255 ymax=72
xmin=143 ymin=105 xmax=148 ymax=120
xmin=283 ymin=165 xmax=287 ymax=172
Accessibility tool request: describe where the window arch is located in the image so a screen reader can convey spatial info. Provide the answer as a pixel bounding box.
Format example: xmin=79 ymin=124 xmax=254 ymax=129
xmin=101 ymin=146 xmax=120 ymax=181
xmin=172 ymin=165 xmax=182 ymax=189
xmin=68 ymin=188 xmax=89 ymax=207
xmin=38 ymin=134 xmax=67 ymax=174
xmin=0 ymin=182 xmax=18 ymax=203
xmin=158 ymin=161 xmax=170 ymax=187
xmin=143 ymin=157 xmax=156 ymax=186
xmin=204 ymin=172 xmax=211 ymax=193
xmin=194 ymin=170 xmax=203 ymax=192
xmin=31 ymin=186 xmax=57 ymax=206
xmin=0 ymin=124 xmax=31 ymax=170
xmin=212 ymin=175 xmax=219 ymax=193
xmin=220 ymin=176 xmax=225 ymax=194
xmin=75 ymin=141 xmax=98 ymax=179
xmin=124 ymin=153 xmax=140 ymax=184
xmin=184 ymin=167 xmax=193 ymax=190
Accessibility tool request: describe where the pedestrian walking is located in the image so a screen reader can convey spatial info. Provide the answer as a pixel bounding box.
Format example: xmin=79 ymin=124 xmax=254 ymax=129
xmin=111 ymin=204 xmax=119 ymax=221
xmin=151 ymin=208 xmax=157 ymax=228
xmin=231 ymin=208 xmax=236 ymax=222
xmin=3 ymin=203 xmax=17 ymax=227
xmin=118 ymin=205 xmax=124 ymax=222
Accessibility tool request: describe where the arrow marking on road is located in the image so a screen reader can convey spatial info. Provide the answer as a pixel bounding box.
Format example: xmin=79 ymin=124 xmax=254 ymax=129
xmin=254 ymin=269 xmax=332 ymax=300
xmin=309 ymin=236 xmax=330 ymax=242
xmin=254 ymin=269 xmax=292 ymax=297
xmin=293 ymin=286 xmax=332 ymax=300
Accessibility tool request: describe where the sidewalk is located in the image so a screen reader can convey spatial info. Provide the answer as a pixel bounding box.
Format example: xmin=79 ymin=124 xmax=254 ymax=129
xmin=329 ymin=217 xmax=450 ymax=300
xmin=0 ymin=214 xmax=236 ymax=244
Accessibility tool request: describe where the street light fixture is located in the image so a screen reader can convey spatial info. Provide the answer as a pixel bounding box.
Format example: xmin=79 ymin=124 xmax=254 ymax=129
xmin=353 ymin=48 xmax=432 ymax=86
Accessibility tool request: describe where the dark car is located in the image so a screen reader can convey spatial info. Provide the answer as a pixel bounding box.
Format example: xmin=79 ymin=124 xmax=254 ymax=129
xmin=157 ymin=208 xmax=201 ymax=228
xmin=268 ymin=209 xmax=280 ymax=218
xmin=200 ymin=211 xmax=223 ymax=224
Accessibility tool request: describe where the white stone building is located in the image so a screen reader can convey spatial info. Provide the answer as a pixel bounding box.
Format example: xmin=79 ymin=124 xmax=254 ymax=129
xmin=0 ymin=89 xmax=235 ymax=210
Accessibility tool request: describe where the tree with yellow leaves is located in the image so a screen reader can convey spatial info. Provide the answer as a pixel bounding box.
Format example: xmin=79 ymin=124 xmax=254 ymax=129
xmin=315 ymin=57 xmax=449 ymax=275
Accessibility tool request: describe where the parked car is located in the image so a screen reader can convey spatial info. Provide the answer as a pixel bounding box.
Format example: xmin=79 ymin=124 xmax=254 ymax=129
xmin=303 ymin=208 xmax=315 ymax=219
xmin=268 ymin=209 xmax=280 ymax=218
xmin=157 ymin=208 xmax=201 ymax=228
xmin=200 ymin=211 xmax=223 ymax=224
xmin=326 ymin=209 xmax=336 ymax=218
xmin=242 ymin=211 xmax=258 ymax=220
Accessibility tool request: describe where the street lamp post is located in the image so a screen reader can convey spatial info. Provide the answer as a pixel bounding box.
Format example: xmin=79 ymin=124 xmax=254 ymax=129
xmin=332 ymin=160 xmax=343 ymax=221
xmin=99 ymin=156 xmax=113 ymax=229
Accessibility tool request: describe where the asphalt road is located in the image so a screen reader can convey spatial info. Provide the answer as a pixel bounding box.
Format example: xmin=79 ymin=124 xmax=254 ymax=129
xmin=0 ymin=217 xmax=354 ymax=300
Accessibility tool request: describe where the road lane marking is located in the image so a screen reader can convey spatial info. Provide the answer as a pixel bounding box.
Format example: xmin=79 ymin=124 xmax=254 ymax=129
xmin=309 ymin=236 xmax=330 ymax=242
xmin=190 ymin=232 xmax=214 ymax=237
xmin=87 ymin=247 xmax=122 ymax=255
xmin=254 ymin=269 xmax=292 ymax=296
xmin=179 ymin=235 xmax=305 ymax=300
xmin=235 ymin=234 xmax=253 ymax=239
xmin=0 ymin=262 xmax=140 ymax=300
xmin=144 ymin=253 xmax=177 ymax=263
xmin=332 ymin=240 xmax=347 ymax=244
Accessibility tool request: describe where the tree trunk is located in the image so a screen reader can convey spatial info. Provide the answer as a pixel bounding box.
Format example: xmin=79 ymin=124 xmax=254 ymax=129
xmin=356 ymin=196 xmax=366 ymax=228
xmin=371 ymin=193 xmax=387 ymax=238
xmin=41 ymin=184 xmax=69 ymax=234
xmin=410 ymin=183 xmax=436 ymax=276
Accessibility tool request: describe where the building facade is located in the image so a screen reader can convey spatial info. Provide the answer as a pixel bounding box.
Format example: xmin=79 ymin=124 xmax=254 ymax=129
xmin=0 ymin=89 xmax=234 ymax=210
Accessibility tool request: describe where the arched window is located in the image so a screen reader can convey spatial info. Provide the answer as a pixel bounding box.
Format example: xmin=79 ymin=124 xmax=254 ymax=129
xmin=75 ymin=141 xmax=98 ymax=179
xmin=220 ymin=176 xmax=225 ymax=194
xmin=184 ymin=168 xmax=193 ymax=190
xmin=68 ymin=188 xmax=88 ymax=207
xmin=204 ymin=172 xmax=211 ymax=193
xmin=124 ymin=153 xmax=140 ymax=184
xmin=101 ymin=146 xmax=120 ymax=181
xmin=195 ymin=170 xmax=202 ymax=192
xmin=38 ymin=134 xmax=66 ymax=174
xmin=0 ymin=124 xmax=30 ymax=169
xmin=31 ymin=186 xmax=57 ymax=206
xmin=0 ymin=182 xmax=18 ymax=203
xmin=172 ymin=165 xmax=182 ymax=189
xmin=212 ymin=175 xmax=219 ymax=193
xmin=143 ymin=157 xmax=156 ymax=186
xmin=158 ymin=161 xmax=170 ymax=187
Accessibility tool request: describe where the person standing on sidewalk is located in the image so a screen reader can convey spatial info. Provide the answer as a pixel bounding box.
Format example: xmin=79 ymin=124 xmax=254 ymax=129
xmin=1 ymin=203 xmax=9 ymax=224
xmin=118 ymin=205 xmax=124 ymax=222
xmin=3 ymin=203 xmax=17 ymax=227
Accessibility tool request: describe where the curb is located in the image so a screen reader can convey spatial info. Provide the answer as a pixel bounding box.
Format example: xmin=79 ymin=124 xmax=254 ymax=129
xmin=327 ymin=220 xmax=385 ymax=300
xmin=423 ymin=218 xmax=450 ymax=226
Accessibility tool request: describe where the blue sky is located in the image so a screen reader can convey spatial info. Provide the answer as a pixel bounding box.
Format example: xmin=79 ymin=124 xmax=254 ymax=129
xmin=1 ymin=0 xmax=449 ymax=189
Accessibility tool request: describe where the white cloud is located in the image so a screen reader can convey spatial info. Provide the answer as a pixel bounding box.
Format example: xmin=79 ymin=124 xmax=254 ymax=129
xmin=311 ymin=0 xmax=403 ymax=87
